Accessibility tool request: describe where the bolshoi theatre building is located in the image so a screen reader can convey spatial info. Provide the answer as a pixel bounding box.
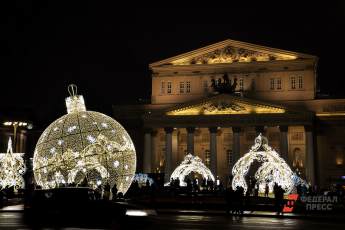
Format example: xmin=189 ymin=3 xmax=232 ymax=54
xmin=113 ymin=39 xmax=345 ymax=188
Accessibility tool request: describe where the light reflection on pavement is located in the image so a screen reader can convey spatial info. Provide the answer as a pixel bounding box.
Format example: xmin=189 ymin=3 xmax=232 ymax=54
xmin=1 ymin=212 xmax=344 ymax=230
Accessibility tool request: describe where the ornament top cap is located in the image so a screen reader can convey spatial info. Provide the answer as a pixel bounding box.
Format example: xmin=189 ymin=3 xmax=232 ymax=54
xmin=65 ymin=84 xmax=86 ymax=114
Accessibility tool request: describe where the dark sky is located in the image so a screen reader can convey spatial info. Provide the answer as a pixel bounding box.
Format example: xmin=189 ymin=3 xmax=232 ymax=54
xmin=1 ymin=2 xmax=345 ymax=127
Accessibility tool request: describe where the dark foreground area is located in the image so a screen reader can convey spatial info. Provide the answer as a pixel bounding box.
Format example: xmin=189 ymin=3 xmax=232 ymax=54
xmin=1 ymin=211 xmax=345 ymax=230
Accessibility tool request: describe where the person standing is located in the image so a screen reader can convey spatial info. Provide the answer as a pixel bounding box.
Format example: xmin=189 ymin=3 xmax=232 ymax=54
xmin=274 ymin=185 xmax=285 ymax=215
xmin=264 ymin=183 xmax=269 ymax=197
xmin=225 ymin=186 xmax=234 ymax=215
xmin=0 ymin=190 xmax=4 ymax=208
xmin=111 ymin=184 xmax=118 ymax=201
xmin=95 ymin=185 xmax=102 ymax=200
xmin=103 ymin=183 xmax=111 ymax=200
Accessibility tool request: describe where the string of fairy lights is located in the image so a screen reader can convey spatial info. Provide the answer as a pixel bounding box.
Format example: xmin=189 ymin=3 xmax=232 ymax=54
xmin=0 ymin=138 xmax=26 ymax=191
xmin=0 ymin=85 xmax=308 ymax=196
xmin=32 ymin=85 xmax=137 ymax=194
xmin=168 ymin=153 xmax=215 ymax=187
xmin=232 ymin=134 xmax=308 ymax=194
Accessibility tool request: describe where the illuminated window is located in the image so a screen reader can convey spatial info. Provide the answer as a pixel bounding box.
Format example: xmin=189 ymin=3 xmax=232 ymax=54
xmin=335 ymin=148 xmax=344 ymax=166
xmin=277 ymin=78 xmax=282 ymax=90
xmin=291 ymin=132 xmax=304 ymax=141
xmin=179 ymin=82 xmax=185 ymax=94
xmin=292 ymin=148 xmax=304 ymax=169
xmin=291 ymin=77 xmax=296 ymax=89
xmin=270 ymin=78 xmax=275 ymax=90
xmin=160 ymin=82 xmax=165 ymax=94
xmin=239 ymin=78 xmax=244 ymax=91
xmin=205 ymin=150 xmax=210 ymax=168
xmin=336 ymin=156 xmax=343 ymax=166
xmin=203 ymin=80 xmax=208 ymax=93
xmin=186 ymin=81 xmax=191 ymax=93
xmin=167 ymin=82 xmax=172 ymax=94
xmin=298 ymin=76 xmax=303 ymax=89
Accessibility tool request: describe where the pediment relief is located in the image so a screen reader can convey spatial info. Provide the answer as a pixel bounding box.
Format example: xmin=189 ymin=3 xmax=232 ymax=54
xmin=171 ymin=45 xmax=297 ymax=66
xmin=150 ymin=39 xmax=317 ymax=68
xmin=166 ymin=97 xmax=285 ymax=116
xmin=203 ymin=101 xmax=246 ymax=114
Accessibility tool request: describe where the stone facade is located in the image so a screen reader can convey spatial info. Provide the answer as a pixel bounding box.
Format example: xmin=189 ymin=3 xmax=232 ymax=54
xmin=113 ymin=39 xmax=345 ymax=188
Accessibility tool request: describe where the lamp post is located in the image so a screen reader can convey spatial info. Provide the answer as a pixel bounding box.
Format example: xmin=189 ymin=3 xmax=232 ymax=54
xmin=3 ymin=121 xmax=32 ymax=151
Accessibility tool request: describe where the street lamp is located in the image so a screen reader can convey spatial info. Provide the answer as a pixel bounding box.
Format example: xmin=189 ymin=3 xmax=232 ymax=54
xmin=3 ymin=121 xmax=33 ymax=151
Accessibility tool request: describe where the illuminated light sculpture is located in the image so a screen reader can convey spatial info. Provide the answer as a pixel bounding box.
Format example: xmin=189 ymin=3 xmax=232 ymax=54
xmin=33 ymin=85 xmax=136 ymax=194
xmin=232 ymin=134 xmax=307 ymax=194
xmin=168 ymin=153 xmax=215 ymax=186
xmin=0 ymin=138 xmax=26 ymax=191
xmin=133 ymin=173 xmax=154 ymax=187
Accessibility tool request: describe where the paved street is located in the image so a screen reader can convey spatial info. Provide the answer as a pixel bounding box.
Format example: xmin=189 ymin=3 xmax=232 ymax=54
xmin=1 ymin=212 xmax=344 ymax=230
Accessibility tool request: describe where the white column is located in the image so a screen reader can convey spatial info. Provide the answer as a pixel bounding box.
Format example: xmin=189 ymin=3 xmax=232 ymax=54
xmin=186 ymin=127 xmax=195 ymax=154
xmin=305 ymin=126 xmax=315 ymax=186
xmin=232 ymin=127 xmax=241 ymax=171
xmin=279 ymin=125 xmax=289 ymax=163
xmin=209 ymin=127 xmax=218 ymax=177
xmin=164 ymin=127 xmax=173 ymax=182
xmin=143 ymin=129 xmax=152 ymax=173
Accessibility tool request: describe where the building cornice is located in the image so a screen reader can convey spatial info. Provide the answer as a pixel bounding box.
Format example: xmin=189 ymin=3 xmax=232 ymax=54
xmin=150 ymin=39 xmax=317 ymax=68
xmin=151 ymin=59 xmax=315 ymax=76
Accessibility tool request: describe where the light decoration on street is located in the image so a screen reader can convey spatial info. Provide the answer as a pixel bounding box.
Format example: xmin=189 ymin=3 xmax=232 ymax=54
xmin=33 ymin=85 xmax=136 ymax=194
xmin=232 ymin=134 xmax=307 ymax=194
xmin=0 ymin=138 xmax=26 ymax=191
xmin=168 ymin=153 xmax=215 ymax=186
xmin=133 ymin=173 xmax=154 ymax=187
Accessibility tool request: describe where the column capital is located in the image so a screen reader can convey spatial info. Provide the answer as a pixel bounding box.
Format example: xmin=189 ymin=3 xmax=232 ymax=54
xmin=304 ymin=125 xmax=314 ymax=132
xmin=186 ymin=127 xmax=196 ymax=133
xmin=164 ymin=127 xmax=174 ymax=133
xmin=279 ymin=125 xmax=288 ymax=132
xmin=232 ymin=127 xmax=241 ymax=133
xmin=209 ymin=127 xmax=218 ymax=133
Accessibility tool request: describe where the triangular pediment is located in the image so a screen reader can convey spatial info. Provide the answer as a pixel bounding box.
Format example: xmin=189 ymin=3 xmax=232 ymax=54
xmin=166 ymin=94 xmax=287 ymax=116
xmin=150 ymin=39 xmax=316 ymax=67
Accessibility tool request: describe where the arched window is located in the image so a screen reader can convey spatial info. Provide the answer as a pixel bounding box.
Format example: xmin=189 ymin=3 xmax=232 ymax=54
xmin=205 ymin=150 xmax=210 ymax=167
xmin=292 ymin=147 xmax=303 ymax=169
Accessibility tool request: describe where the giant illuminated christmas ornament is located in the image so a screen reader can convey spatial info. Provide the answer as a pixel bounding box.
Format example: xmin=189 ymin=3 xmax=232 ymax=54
xmin=168 ymin=153 xmax=215 ymax=186
xmin=232 ymin=133 xmax=307 ymax=194
xmin=0 ymin=137 xmax=26 ymax=191
xmin=33 ymin=85 xmax=136 ymax=194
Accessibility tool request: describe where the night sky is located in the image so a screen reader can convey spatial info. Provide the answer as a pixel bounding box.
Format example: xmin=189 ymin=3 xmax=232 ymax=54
xmin=1 ymin=2 xmax=345 ymax=128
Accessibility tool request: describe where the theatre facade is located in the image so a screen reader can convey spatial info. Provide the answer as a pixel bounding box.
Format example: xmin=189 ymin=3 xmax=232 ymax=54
xmin=113 ymin=39 xmax=345 ymax=188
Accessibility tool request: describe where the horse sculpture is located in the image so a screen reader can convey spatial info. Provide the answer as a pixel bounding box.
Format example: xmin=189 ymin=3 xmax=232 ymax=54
xmin=211 ymin=73 xmax=238 ymax=94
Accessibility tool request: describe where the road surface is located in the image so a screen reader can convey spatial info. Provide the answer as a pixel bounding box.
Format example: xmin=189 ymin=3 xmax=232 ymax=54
xmin=0 ymin=212 xmax=344 ymax=229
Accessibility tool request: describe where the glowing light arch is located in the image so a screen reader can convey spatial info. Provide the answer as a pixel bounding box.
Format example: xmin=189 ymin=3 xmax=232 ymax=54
xmin=168 ymin=154 xmax=215 ymax=186
xmin=232 ymin=134 xmax=307 ymax=194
